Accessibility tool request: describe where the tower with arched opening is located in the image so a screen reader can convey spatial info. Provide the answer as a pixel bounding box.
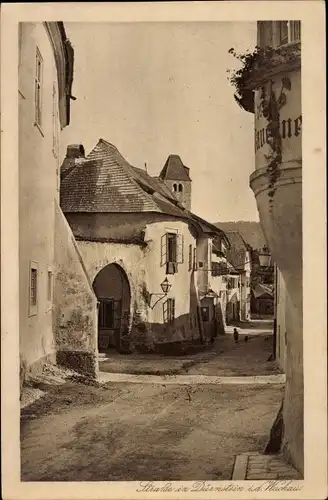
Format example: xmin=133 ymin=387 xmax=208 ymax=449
xmin=159 ymin=155 xmax=192 ymax=211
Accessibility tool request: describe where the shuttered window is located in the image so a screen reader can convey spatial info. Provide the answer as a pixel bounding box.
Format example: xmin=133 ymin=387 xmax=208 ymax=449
xmin=193 ymin=247 xmax=198 ymax=270
xmin=29 ymin=261 xmax=38 ymax=316
xmin=290 ymin=21 xmax=301 ymax=42
xmin=277 ymin=21 xmax=301 ymax=46
xmin=47 ymin=270 xmax=53 ymax=302
xmin=188 ymin=244 xmax=192 ymax=271
xmin=163 ymin=298 xmax=175 ymax=324
xmin=278 ymin=21 xmax=289 ymax=45
xmin=160 ymin=232 xmax=184 ymax=274
xmin=30 ymin=268 xmax=37 ymax=306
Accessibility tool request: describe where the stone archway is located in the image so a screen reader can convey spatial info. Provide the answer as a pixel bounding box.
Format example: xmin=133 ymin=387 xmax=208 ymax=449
xmin=92 ymin=263 xmax=131 ymax=352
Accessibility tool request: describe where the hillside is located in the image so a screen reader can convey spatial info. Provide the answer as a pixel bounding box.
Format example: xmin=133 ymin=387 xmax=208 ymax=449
xmin=213 ymin=221 xmax=267 ymax=250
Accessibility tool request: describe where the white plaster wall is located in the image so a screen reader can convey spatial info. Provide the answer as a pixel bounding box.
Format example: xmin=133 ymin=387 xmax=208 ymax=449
xmin=251 ymin=57 xmax=303 ymax=473
xmin=76 ymin=240 xmax=145 ymax=311
xmin=276 ymin=267 xmax=287 ymax=371
xmin=197 ymin=236 xmax=210 ymax=293
xmin=144 ymin=220 xmax=197 ymax=325
xmin=19 ymin=23 xmax=61 ymax=372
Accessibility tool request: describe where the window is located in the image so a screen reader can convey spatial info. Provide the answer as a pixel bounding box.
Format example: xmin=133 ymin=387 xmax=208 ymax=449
xmin=173 ymin=183 xmax=177 ymax=192
xmin=278 ymin=21 xmax=289 ymax=45
xmin=98 ymin=299 xmax=114 ymax=329
xmin=34 ymin=47 xmax=43 ymax=130
xmin=168 ymin=233 xmax=177 ymax=262
xmin=257 ymin=21 xmax=273 ymax=48
xmin=161 ymin=232 xmax=184 ymax=274
xmin=212 ymin=261 xmax=228 ymax=277
xmin=209 ymin=241 xmax=212 ymax=269
xmin=193 ymin=247 xmax=198 ymax=270
xmin=29 ymin=262 xmax=38 ymax=316
xmin=201 ymin=306 xmax=210 ymax=322
xmin=47 ymin=270 xmax=53 ymax=302
xmin=277 ymin=21 xmax=301 ymax=46
xmin=290 ymin=21 xmax=301 ymax=42
xmin=188 ymin=244 xmax=193 ymax=271
xmin=52 ymin=84 xmax=59 ymax=158
xmin=30 ymin=269 xmax=37 ymax=305
xmin=163 ymin=298 xmax=175 ymax=324
xmin=178 ymin=184 xmax=183 ymax=192
xmin=18 ymin=23 xmax=23 ymax=66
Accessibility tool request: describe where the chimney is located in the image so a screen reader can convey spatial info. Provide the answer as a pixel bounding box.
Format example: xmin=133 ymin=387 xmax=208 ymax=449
xmin=61 ymin=144 xmax=86 ymax=180
xmin=66 ymin=144 xmax=85 ymax=159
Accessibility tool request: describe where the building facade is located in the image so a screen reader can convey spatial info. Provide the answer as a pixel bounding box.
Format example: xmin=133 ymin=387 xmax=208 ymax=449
xmin=217 ymin=230 xmax=252 ymax=322
xmin=19 ymin=22 xmax=98 ymax=386
xmin=234 ymin=20 xmax=302 ymax=473
xmin=275 ymin=266 xmax=287 ymax=372
xmin=60 ymin=140 xmax=229 ymax=354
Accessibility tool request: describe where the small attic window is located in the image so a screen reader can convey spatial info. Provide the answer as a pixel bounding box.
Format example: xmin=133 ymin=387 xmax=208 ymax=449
xmin=173 ymin=183 xmax=177 ymax=192
xmin=178 ymin=184 xmax=183 ymax=192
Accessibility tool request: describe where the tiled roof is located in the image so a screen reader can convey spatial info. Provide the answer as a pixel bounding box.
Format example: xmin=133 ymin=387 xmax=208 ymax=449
xmin=61 ymin=140 xmax=162 ymax=213
xmin=60 ymin=139 xmax=225 ymax=240
xmin=214 ymin=221 xmax=267 ymax=250
xmin=159 ymin=155 xmax=191 ymax=181
xmin=224 ymin=231 xmax=249 ymax=271
xmin=253 ymin=283 xmax=274 ymax=298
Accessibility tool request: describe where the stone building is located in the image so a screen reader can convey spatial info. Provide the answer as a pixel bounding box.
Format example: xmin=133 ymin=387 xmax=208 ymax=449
xmin=233 ymin=20 xmax=302 ymax=473
xmin=158 ymin=154 xmax=192 ymax=210
xmin=60 ymin=139 xmax=230 ymax=353
xmin=19 ymin=22 xmax=98 ymax=386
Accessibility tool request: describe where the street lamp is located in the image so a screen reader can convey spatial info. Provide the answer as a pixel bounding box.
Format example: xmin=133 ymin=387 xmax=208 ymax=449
xmin=258 ymin=247 xmax=271 ymax=267
xmin=148 ymin=278 xmax=172 ymax=309
xmin=160 ymin=278 xmax=171 ymax=294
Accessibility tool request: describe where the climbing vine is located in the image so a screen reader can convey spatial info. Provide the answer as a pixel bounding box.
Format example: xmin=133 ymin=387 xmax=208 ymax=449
xmin=227 ymin=44 xmax=300 ymax=103
xmin=227 ymin=44 xmax=300 ymax=208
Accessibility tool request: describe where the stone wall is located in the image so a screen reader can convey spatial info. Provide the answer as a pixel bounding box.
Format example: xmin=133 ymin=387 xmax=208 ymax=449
xmin=72 ymin=216 xmax=204 ymax=354
xmin=53 ymin=204 xmax=98 ymax=377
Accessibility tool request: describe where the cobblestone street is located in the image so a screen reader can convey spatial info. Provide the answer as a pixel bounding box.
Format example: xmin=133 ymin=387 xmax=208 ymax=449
xmin=20 ymin=322 xmax=300 ymax=482
xmin=232 ymin=452 xmax=301 ymax=480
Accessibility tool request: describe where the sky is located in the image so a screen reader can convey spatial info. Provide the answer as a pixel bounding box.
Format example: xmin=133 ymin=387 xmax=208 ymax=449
xmin=61 ymin=22 xmax=259 ymax=223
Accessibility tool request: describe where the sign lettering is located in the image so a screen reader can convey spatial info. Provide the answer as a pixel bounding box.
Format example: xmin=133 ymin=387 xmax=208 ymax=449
xmin=255 ymin=115 xmax=302 ymax=152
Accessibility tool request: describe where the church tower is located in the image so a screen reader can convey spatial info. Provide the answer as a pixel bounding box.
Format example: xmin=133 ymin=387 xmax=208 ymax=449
xmin=159 ymin=155 xmax=192 ymax=211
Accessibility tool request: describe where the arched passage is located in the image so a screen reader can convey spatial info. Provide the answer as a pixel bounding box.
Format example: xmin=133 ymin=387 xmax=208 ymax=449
xmin=92 ymin=263 xmax=131 ymax=352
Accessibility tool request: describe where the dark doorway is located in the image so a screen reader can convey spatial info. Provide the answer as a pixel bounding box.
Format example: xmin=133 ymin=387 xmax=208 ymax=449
xmin=93 ymin=263 xmax=131 ymax=352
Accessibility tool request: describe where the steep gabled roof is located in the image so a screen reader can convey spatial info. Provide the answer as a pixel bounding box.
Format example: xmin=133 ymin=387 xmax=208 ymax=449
xmin=213 ymin=221 xmax=267 ymax=250
xmin=222 ymin=230 xmax=250 ymax=271
xmin=253 ymin=283 xmax=274 ymax=299
xmin=159 ymin=155 xmax=191 ymax=181
xmin=60 ymin=139 xmax=226 ymax=241
xmin=60 ymin=140 xmax=160 ymax=213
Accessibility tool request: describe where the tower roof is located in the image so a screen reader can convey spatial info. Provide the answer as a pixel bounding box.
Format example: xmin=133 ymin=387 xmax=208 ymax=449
xmin=159 ymin=155 xmax=191 ymax=182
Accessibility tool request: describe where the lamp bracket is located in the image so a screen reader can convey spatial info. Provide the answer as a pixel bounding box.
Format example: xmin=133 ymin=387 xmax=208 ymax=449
xmin=148 ymin=293 xmax=167 ymax=309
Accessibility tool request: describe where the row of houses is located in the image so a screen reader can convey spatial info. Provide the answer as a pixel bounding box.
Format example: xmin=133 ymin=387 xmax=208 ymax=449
xmin=18 ymin=22 xmax=253 ymax=386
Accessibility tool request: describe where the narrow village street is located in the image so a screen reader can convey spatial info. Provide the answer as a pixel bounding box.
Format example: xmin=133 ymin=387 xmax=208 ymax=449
xmin=5 ymin=14 xmax=323 ymax=497
xmin=21 ymin=321 xmax=286 ymax=482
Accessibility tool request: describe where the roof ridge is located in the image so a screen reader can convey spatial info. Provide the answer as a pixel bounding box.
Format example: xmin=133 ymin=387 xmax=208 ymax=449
xmin=95 ymin=139 xmax=166 ymax=213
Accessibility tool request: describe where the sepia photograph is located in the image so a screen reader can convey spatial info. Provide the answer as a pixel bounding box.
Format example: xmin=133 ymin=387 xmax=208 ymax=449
xmin=1 ymin=2 xmax=326 ymax=499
